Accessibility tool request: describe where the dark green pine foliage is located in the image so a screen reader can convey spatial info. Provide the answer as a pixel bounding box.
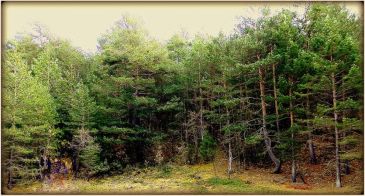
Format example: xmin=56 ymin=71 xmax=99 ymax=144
xmin=94 ymin=16 xmax=177 ymax=169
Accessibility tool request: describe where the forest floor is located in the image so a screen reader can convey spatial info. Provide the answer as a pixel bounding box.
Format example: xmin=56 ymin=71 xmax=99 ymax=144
xmin=4 ymin=160 xmax=363 ymax=194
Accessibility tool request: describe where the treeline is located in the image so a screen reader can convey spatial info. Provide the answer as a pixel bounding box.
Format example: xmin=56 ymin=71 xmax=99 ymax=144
xmin=2 ymin=3 xmax=363 ymax=189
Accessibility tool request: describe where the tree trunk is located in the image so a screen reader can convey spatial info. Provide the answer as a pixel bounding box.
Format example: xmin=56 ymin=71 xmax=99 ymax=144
xmin=272 ymin=63 xmax=280 ymax=132
xmin=244 ymin=83 xmax=251 ymax=120
xmin=7 ymin=148 xmax=14 ymax=190
xmin=185 ymin=129 xmax=188 ymax=144
xmin=332 ymin=72 xmax=341 ymax=188
xmin=344 ymin=160 xmax=350 ymax=175
xmin=243 ymin=132 xmax=247 ymax=170
xmin=199 ymin=94 xmax=204 ymax=140
xmin=199 ymin=63 xmax=204 ymax=140
xmin=39 ymin=156 xmax=44 ymax=181
xmin=258 ymin=65 xmax=281 ymax=174
xmin=236 ymin=135 xmax=242 ymax=172
xmin=308 ymin=139 xmax=317 ymax=164
xmin=306 ymin=89 xmax=317 ymax=164
xmin=7 ymin=170 xmax=13 ymax=190
xmin=194 ymin=130 xmax=199 ymax=164
xmin=291 ymin=161 xmax=297 ymax=183
xmin=289 ymin=77 xmax=297 ymax=182
xmin=73 ymin=152 xmax=79 ymax=178
xmin=224 ymin=78 xmax=233 ymax=178
xmin=240 ymin=83 xmax=247 ymax=171
xmin=184 ymin=84 xmax=189 ymax=144
xmin=228 ymin=142 xmax=233 ymax=179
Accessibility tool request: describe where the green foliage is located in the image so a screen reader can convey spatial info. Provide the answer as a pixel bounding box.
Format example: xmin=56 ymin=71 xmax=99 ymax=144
xmin=340 ymin=118 xmax=363 ymax=131
xmin=157 ymin=97 xmax=183 ymax=112
xmin=222 ymin=124 xmax=246 ymax=134
xmin=337 ymin=98 xmax=360 ymax=111
xmin=199 ymin=134 xmax=217 ymax=162
xmin=341 ymin=151 xmax=363 ymax=161
xmin=78 ymin=130 xmax=109 ymax=177
xmin=69 ymin=83 xmax=96 ymax=128
xmin=339 ymin=135 xmax=360 ymax=146
xmin=245 ymin=134 xmax=263 ymax=145
xmin=3 ymin=41 xmax=58 ymax=185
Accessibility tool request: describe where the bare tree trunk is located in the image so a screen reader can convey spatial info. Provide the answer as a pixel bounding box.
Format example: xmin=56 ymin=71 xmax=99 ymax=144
xmin=239 ymin=83 xmax=247 ymax=171
xmin=199 ymin=63 xmax=204 ymax=140
xmin=190 ymin=91 xmax=199 ymax=164
xmin=244 ymin=83 xmax=251 ymax=120
xmin=224 ymin=78 xmax=233 ymax=178
xmin=289 ymin=77 xmax=297 ymax=182
xmin=308 ymin=139 xmax=317 ymax=164
xmin=184 ymin=84 xmax=189 ymax=145
xmin=272 ymin=63 xmax=280 ymax=132
xmin=200 ymin=94 xmax=204 ymax=140
xmin=39 ymin=156 xmax=44 ymax=181
xmin=243 ymin=132 xmax=247 ymax=170
xmin=185 ymin=129 xmax=188 ymax=144
xmin=259 ymin=65 xmax=281 ymax=174
xmin=132 ymin=66 xmax=141 ymax=126
xmin=228 ymin=142 xmax=233 ymax=179
xmin=194 ymin=130 xmax=199 ymax=164
xmin=344 ymin=160 xmax=350 ymax=175
xmin=236 ymin=135 xmax=242 ymax=172
xmin=306 ymin=89 xmax=317 ymax=164
xmin=332 ymin=72 xmax=342 ymax=188
xmin=291 ymin=161 xmax=297 ymax=183
xmin=7 ymin=170 xmax=13 ymax=190
xmin=238 ymin=85 xmax=243 ymax=172
xmin=73 ymin=151 xmax=80 ymax=178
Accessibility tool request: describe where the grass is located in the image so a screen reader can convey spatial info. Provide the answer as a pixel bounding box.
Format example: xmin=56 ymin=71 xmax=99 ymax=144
xmin=155 ymin=164 xmax=172 ymax=178
xmin=204 ymin=177 xmax=250 ymax=193
xmin=206 ymin=177 xmax=248 ymax=187
xmin=4 ymin=162 xmax=363 ymax=194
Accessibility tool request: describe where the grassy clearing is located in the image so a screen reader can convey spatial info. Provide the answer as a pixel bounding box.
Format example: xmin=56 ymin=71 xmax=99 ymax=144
xmin=4 ymin=163 xmax=363 ymax=194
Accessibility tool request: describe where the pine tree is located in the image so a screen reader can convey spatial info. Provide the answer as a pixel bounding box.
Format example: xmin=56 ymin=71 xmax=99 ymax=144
xmin=3 ymin=45 xmax=57 ymax=188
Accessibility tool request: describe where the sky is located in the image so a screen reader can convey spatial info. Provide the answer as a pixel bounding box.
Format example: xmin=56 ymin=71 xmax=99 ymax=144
xmin=3 ymin=2 xmax=363 ymax=53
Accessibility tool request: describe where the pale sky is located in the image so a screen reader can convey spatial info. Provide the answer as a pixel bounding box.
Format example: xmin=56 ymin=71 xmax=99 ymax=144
xmin=3 ymin=2 xmax=363 ymax=53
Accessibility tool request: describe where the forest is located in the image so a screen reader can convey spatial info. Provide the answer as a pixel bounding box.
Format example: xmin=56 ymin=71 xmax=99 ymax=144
xmin=2 ymin=3 xmax=364 ymax=194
